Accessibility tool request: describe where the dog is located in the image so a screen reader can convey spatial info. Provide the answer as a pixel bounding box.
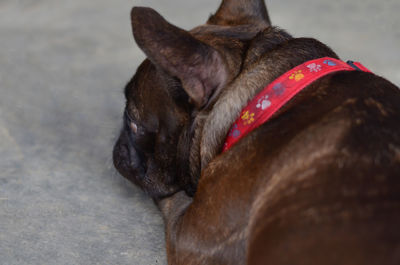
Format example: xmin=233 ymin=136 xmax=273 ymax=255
xmin=113 ymin=0 xmax=400 ymax=264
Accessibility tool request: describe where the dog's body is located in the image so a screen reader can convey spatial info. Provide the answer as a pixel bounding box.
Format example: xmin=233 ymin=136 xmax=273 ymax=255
xmin=113 ymin=1 xmax=400 ymax=264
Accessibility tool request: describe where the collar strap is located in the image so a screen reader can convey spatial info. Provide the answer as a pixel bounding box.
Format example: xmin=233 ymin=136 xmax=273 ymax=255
xmin=223 ymin=57 xmax=371 ymax=152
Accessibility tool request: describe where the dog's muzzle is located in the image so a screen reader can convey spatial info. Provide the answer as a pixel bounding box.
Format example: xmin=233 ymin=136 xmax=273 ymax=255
xmin=113 ymin=119 xmax=146 ymax=184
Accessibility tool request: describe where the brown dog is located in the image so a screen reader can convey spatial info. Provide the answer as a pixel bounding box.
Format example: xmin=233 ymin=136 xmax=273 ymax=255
xmin=113 ymin=0 xmax=400 ymax=264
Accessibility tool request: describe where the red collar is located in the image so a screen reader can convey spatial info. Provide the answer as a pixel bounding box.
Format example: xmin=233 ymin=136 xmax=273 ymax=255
xmin=223 ymin=57 xmax=371 ymax=152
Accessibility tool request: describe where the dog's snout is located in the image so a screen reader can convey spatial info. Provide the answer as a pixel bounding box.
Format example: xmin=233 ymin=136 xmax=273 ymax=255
xmin=124 ymin=127 xmax=146 ymax=168
xmin=127 ymin=142 xmax=145 ymax=171
xmin=113 ymin=129 xmax=146 ymax=181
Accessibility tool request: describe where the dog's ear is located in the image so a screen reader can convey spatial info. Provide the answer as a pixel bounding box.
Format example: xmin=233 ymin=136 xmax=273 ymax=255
xmin=208 ymin=0 xmax=271 ymax=26
xmin=131 ymin=7 xmax=227 ymax=109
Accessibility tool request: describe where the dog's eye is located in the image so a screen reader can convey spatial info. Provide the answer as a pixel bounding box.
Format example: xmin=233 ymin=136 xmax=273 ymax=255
xmin=129 ymin=121 xmax=138 ymax=134
xmin=125 ymin=109 xmax=138 ymax=134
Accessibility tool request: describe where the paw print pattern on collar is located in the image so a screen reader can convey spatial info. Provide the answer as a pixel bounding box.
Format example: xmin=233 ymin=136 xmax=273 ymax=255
xmin=223 ymin=57 xmax=372 ymax=152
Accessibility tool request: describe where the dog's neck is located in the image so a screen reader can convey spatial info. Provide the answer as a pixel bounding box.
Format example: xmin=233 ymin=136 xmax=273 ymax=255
xmin=189 ymin=28 xmax=339 ymax=181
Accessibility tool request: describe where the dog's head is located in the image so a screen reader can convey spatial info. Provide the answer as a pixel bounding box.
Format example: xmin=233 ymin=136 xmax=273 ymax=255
xmin=113 ymin=0 xmax=271 ymax=199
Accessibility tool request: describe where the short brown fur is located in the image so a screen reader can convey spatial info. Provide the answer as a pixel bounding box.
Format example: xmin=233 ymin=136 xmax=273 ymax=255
xmin=113 ymin=1 xmax=400 ymax=264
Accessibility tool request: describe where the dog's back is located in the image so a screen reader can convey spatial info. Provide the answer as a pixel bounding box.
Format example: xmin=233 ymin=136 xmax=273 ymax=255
xmin=245 ymin=73 xmax=400 ymax=264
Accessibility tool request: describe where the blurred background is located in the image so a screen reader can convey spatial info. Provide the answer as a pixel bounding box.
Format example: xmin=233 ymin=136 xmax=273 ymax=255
xmin=0 ymin=0 xmax=399 ymax=264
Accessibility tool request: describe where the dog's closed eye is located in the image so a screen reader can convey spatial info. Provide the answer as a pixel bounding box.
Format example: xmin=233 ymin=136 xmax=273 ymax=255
xmin=129 ymin=120 xmax=138 ymax=134
xmin=124 ymin=109 xmax=138 ymax=134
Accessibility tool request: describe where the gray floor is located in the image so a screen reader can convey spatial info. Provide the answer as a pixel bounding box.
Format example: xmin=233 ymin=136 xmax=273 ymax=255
xmin=0 ymin=0 xmax=399 ymax=264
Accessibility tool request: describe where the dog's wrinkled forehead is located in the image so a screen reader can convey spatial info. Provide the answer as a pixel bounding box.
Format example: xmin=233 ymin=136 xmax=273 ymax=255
xmin=124 ymin=60 xmax=163 ymax=128
xmin=125 ymin=58 xmax=188 ymax=131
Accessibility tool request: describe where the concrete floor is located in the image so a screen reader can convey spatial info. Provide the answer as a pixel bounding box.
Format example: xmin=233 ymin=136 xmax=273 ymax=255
xmin=0 ymin=0 xmax=399 ymax=264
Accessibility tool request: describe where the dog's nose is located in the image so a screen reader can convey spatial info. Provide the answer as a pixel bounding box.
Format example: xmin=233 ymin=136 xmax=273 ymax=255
xmin=113 ymin=131 xmax=146 ymax=180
